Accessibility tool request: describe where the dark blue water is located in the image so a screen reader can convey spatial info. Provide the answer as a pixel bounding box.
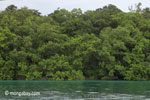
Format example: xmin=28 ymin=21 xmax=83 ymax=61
xmin=0 ymin=81 xmax=150 ymax=100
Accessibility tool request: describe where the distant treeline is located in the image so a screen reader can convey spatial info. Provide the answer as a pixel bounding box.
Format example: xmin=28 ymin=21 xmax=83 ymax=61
xmin=0 ymin=4 xmax=149 ymax=80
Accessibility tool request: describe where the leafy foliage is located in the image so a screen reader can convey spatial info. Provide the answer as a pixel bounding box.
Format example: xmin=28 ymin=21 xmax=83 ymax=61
xmin=0 ymin=4 xmax=149 ymax=80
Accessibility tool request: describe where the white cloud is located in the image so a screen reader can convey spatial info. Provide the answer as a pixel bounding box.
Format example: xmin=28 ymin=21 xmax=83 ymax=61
xmin=0 ymin=0 xmax=150 ymax=15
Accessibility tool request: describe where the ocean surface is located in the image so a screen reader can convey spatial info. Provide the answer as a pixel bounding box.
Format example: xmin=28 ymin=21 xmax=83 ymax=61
xmin=0 ymin=81 xmax=150 ymax=100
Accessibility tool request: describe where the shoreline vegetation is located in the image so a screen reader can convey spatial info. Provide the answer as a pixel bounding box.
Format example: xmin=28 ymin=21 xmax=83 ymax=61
xmin=0 ymin=3 xmax=149 ymax=80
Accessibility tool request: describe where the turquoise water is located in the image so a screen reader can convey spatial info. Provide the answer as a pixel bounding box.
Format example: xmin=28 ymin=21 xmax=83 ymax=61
xmin=0 ymin=81 xmax=150 ymax=100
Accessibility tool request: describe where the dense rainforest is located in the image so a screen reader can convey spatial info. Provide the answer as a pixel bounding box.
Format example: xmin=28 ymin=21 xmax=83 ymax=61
xmin=0 ymin=4 xmax=149 ymax=80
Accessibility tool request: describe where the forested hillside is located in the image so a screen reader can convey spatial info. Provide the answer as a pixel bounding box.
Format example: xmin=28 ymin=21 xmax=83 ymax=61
xmin=0 ymin=4 xmax=149 ymax=80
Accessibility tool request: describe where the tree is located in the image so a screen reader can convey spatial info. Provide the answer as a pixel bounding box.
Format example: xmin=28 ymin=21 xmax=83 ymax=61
xmin=6 ymin=5 xmax=17 ymax=12
xmin=0 ymin=4 xmax=149 ymax=80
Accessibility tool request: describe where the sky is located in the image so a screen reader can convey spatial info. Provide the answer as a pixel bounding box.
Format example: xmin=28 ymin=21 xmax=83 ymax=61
xmin=0 ymin=0 xmax=150 ymax=15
